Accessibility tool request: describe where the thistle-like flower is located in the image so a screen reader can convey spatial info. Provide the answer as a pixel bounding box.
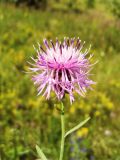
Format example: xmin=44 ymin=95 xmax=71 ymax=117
xmin=29 ymin=38 xmax=96 ymax=103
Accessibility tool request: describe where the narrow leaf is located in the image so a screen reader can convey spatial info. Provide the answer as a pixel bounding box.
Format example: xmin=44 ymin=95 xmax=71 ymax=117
xmin=64 ymin=117 xmax=90 ymax=138
xmin=36 ymin=145 xmax=48 ymax=160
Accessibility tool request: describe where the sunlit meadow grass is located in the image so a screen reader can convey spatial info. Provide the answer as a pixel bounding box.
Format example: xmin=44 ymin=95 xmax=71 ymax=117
xmin=0 ymin=2 xmax=120 ymax=160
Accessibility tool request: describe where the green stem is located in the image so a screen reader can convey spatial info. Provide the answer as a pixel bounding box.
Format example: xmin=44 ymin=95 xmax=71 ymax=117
xmin=59 ymin=102 xmax=65 ymax=160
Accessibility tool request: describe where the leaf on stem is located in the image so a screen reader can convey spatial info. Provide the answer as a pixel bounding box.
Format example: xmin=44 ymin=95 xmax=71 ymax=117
xmin=36 ymin=145 xmax=48 ymax=160
xmin=64 ymin=117 xmax=90 ymax=138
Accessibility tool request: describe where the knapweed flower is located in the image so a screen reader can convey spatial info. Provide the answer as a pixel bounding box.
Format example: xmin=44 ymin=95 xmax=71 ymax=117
xmin=29 ymin=38 xmax=96 ymax=103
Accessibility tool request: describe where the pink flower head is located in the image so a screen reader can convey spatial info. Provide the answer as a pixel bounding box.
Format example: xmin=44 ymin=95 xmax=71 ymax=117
xmin=29 ymin=38 xmax=96 ymax=103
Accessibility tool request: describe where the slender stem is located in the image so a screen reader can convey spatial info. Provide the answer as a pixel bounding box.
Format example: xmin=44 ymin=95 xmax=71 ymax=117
xmin=59 ymin=102 xmax=65 ymax=160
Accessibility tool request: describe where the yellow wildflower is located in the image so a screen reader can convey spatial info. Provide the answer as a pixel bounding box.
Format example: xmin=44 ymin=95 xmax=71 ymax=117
xmin=76 ymin=127 xmax=89 ymax=137
xmin=70 ymin=106 xmax=76 ymax=114
xmin=94 ymin=111 xmax=101 ymax=117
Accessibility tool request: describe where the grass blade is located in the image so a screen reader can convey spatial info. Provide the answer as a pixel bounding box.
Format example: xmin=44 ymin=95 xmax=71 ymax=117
xmin=64 ymin=117 xmax=90 ymax=138
xmin=36 ymin=145 xmax=48 ymax=160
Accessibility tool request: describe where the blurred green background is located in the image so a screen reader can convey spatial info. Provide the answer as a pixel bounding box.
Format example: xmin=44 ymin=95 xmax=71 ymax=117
xmin=0 ymin=0 xmax=120 ymax=159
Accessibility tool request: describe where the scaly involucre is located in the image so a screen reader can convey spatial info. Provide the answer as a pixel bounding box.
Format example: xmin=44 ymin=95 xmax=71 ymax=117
xmin=29 ymin=38 xmax=96 ymax=103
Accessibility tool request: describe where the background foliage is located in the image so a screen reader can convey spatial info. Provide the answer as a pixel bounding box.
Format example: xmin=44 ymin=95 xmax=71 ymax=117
xmin=0 ymin=0 xmax=120 ymax=159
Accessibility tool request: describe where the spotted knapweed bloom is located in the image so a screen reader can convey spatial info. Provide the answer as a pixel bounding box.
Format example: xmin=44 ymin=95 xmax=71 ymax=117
xmin=29 ymin=38 xmax=96 ymax=103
